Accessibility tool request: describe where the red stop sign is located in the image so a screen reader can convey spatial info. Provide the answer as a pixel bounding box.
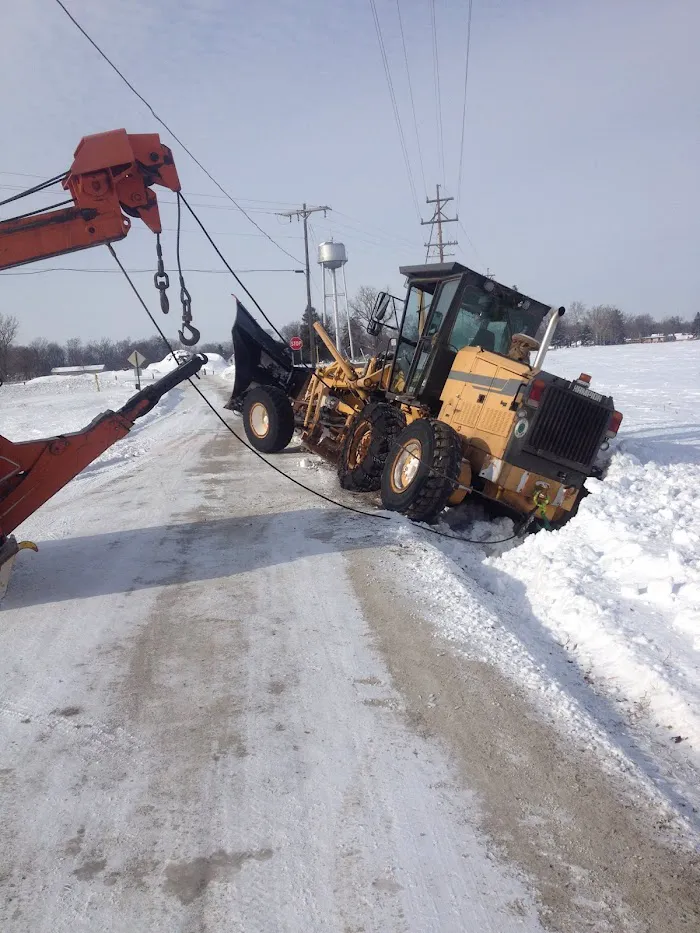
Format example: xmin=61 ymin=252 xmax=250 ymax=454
xmin=289 ymin=336 xmax=303 ymax=352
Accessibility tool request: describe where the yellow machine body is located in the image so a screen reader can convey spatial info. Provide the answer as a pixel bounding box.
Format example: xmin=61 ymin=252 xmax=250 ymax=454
xmin=434 ymin=347 xmax=579 ymax=522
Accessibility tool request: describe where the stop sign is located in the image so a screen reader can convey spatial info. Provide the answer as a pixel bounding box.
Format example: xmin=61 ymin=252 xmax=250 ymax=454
xmin=289 ymin=336 xmax=303 ymax=352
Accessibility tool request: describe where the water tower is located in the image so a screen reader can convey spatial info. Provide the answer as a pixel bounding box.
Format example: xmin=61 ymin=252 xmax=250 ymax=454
xmin=318 ymin=240 xmax=354 ymax=359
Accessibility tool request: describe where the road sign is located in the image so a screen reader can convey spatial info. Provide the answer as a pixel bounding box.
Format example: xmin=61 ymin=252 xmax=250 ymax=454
xmin=128 ymin=350 xmax=147 ymax=368
xmin=127 ymin=350 xmax=148 ymax=390
xmin=289 ymin=336 xmax=303 ymax=352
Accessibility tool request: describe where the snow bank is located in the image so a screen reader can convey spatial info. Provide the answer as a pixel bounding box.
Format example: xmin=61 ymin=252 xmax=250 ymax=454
xmin=491 ymin=452 xmax=700 ymax=750
xmin=146 ymin=352 xmax=187 ymax=375
xmin=3 ymin=370 xmax=133 ymax=397
xmin=198 ymin=352 xmax=228 ymax=376
xmin=220 ymin=362 xmax=236 ymax=383
xmin=443 ymin=340 xmax=700 ymax=771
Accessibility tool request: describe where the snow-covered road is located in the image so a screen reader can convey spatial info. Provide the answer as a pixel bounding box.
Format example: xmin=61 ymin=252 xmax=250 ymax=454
xmin=1 ymin=344 xmax=699 ymax=931
xmin=1 ymin=378 xmax=544 ymax=932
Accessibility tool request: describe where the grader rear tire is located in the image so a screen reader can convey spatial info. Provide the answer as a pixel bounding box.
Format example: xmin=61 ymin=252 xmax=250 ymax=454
xmin=381 ymin=419 xmax=461 ymax=523
xmin=338 ymin=403 xmax=407 ymax=492
xmin=242 ymin=385 xmax=295 ymax=453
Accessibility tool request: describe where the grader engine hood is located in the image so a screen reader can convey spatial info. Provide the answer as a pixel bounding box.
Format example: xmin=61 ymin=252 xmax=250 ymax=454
xmin=505 ymin=370 xmax=617 ymax=485
xmin=224 ymin=298 xmax=295 ymax=410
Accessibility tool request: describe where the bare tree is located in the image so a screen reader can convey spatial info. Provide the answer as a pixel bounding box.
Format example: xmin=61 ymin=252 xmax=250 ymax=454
xmin=625 ymin=314 xmax=655 ymax=340
xmin=567 ymin=301 xmax=587 ymax=325
xmin=587 ymin=305 xmax=625 ymax=345
xmin=0 ymin=313 xmax=19 ymax=381
xmin=348 ymin=286 xmax=380 ymax=330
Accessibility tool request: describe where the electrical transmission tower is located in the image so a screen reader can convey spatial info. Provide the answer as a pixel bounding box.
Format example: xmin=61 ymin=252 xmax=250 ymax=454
xmin=421 ymin=184 xmax=458 ymax=262
xmin=276 ymin=203 xmax=331 ymax=360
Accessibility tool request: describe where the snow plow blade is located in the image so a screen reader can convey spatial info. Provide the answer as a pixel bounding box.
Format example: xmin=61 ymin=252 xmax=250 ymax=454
xmin=224 ymin=297 xmax=295 ymax=411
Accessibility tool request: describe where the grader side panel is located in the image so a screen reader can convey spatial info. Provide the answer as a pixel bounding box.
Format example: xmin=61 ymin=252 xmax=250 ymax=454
xmin=438 ymin=347 xmax=530 ymax=468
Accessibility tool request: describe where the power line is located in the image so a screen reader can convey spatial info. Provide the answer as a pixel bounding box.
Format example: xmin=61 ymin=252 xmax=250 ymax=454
xmin=128 ymin=225 xmax=303 ymax=241
xmin=457 ymin=217 xmax=485 ymax=268
xmin=0 ymin=176 xmax=306 ymax=210
xmin=0 ymin=267 xmax=303 ymax=277
xmin=333 ymin=209 xmax=420 ymax=248
xmin=52 ymin=0 xmax=303 ymax=265
xmin=456 ymin=0 xmax=474 ymax=215
xmin=395 ymin=0 xmax=427 ymax=197
xmin=430 ymin=0 xmax=446 ymax=184
xmin=367 ymin=0 xmax=422 ymax=221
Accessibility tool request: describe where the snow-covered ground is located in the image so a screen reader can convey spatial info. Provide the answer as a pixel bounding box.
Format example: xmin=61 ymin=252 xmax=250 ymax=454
xmin=496 ymin=343 xmax=700 ymax=776
xmin=1 ymin=375 xmax=548 ymax=933
xmin=385 ymin=340 xmax=700 ymax=824
xmin=1 ymin=341 xmax=699 ymax=930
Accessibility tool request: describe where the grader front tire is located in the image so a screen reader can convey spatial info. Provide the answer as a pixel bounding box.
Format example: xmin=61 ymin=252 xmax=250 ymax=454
xmin=381 ymin=419 xmax=462 ymax=523
xmin=338 ymin=403 xmax=407 ymax=492
xmin=242 ymin=385 xmax=295 ymax=453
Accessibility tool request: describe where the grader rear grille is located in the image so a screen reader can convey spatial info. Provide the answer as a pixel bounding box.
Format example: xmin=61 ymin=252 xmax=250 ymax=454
xmin=526 ymin=386 xmax=610 ymax=469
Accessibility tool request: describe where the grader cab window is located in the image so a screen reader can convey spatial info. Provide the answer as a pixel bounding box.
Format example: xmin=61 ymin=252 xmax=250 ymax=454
xmin=391 ymin=286 xmax=434 ymax=393
xmin=448 ymin=285 xmax=544 ymax=356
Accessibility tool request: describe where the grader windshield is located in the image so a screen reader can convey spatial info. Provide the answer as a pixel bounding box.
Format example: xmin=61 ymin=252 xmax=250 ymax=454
xmin=390 ymin=262 xmax=550 ymax=399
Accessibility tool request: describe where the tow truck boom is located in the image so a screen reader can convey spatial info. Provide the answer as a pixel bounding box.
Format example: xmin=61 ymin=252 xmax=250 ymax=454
xmin=0 ymin=128 xmax=204 ymax=580
xmin=0 ymin=129 xmax=178 ymax=269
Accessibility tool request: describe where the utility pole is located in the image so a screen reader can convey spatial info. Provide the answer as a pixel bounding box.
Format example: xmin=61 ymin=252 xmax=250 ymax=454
xmin=277 ymin=203 xmax=331 ymax=361
xmin=420 ymin=184 xmax=458 ymax=262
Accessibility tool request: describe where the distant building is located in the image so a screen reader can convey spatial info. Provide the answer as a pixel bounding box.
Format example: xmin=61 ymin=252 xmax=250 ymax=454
xmin=50 ymin=364 xmax=105 ymax=375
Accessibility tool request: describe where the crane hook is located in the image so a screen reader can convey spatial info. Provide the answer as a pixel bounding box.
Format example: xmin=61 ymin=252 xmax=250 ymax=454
xmin=179 ymin=322 xmax=200 ymax=346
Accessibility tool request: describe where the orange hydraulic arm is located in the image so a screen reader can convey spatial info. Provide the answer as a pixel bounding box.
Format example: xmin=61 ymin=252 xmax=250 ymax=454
xmin=0 ymin=128 xmax=180 ymax=269
xmin=0 ymin=353 xmax=206 ymax=567
xmin=0 ymin=128 xmax=204 ymax=577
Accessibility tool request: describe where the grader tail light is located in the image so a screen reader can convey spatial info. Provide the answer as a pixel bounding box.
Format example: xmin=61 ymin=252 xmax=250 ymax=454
xmin=525 ymin=378 xmax=547 ymax=408
xmin=606 ymin=411 xmax=623 ymax=438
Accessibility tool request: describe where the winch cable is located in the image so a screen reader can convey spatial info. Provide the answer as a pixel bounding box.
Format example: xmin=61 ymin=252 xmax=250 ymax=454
xmin=52 ymin=0 xmax=303 ymax=266
xmin=0 ymin=171 xmax=68 ymax=209
xmin=179 ymin=197 xmax=472 ymax=495
xmin=51 ymin=0 xmax=519 ymax=545
xmin=178 ymin=193 xmax=288 ymax=346
xmin=0 ymin=199 xmax=73 ymax=225
xmin=107 ymin=243 xmax=520 ymax=547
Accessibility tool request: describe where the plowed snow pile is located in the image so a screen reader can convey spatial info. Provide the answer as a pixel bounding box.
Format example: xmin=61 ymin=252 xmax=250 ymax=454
xmin=495 ymin=343 xmax=700 ymax=747
xmin=392 ymin=340 xmax=700 ymax=814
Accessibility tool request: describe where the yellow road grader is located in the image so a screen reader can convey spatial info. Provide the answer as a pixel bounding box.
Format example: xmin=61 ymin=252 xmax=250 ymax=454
xmin=226 ymin=262 xmax=622 ymax=528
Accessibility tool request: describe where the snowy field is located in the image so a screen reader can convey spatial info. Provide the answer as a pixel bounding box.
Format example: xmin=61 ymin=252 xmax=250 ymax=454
xmin=1 ymin=341 xmax=699 ymax=930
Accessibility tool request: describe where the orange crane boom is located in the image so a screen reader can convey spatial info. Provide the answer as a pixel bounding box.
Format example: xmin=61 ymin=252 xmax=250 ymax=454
xmin=0 ymin=128 xmax=204 ymax=577
xmin=0 ymin=129 xmax=179 ymax=268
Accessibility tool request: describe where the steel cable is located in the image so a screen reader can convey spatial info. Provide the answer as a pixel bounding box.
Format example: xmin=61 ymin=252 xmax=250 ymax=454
xmin=107 ymin=243 xmax=520 ymax=547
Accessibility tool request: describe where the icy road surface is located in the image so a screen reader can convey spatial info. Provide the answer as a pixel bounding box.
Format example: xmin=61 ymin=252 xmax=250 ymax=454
xmin=1 ymin=344 xmax=699 ymax=932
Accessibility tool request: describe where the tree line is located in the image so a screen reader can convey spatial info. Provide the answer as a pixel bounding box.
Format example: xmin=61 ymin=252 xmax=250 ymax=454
xmin=2 ymin=293 xmax=698 ymax=381
xmin=278 ymin=289 xmax=700 ymax=360
xmin=552 ymin=302 xmax=700 ymax=348
xmin=0 ymin=315 xmax=231 ymax=382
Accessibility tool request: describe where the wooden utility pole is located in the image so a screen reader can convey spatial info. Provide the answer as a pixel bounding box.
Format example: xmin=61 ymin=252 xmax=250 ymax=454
xmin=277 ymin=203 xmax=331 ymax=361
xmin=421 ymin=184 xmax=458 ymax=262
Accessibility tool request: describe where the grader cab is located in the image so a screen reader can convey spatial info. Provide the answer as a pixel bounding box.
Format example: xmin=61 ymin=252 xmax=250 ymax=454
xmin=227 ymin=262 xmax=622 ymax=528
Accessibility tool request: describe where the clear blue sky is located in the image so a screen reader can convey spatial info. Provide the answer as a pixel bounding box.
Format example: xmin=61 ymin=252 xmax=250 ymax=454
xmin=1 ymin=0 xmax=698 ymax=344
